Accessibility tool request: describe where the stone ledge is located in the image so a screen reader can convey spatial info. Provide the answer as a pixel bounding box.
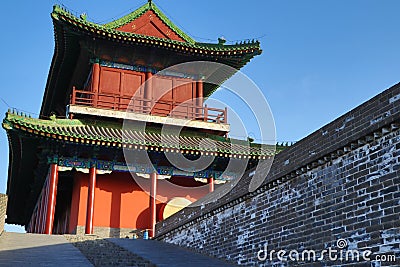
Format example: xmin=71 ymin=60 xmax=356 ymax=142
xmin=74 ymin=225 xmax=141 ymax=238
xmin=68 ymin=105 xmax=230 ymax=132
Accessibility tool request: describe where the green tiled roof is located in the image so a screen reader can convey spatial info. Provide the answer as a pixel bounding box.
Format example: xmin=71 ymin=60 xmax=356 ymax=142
xmin=3 ymin=112 xmax=281 ymax=158
xmin=51 ymin=4 xmax=262 ymax=55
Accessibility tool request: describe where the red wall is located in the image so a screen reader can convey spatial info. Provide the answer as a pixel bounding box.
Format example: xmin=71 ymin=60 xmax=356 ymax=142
xmin=95 ymin=65 xmax=199 ymax=116
xmin=97 ymin=67 xmax=145 ymax=110
xmin=116 ymin=10 xmax=185 ymax=42
xmin=68 ymin=171 xmax=209 ymax=232
xmin=152 ymin=75 xmax=197 ymax=117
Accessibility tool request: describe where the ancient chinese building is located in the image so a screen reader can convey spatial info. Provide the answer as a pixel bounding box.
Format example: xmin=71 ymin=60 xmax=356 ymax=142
xmin=3 ymin=1 xmax=279 ymax=237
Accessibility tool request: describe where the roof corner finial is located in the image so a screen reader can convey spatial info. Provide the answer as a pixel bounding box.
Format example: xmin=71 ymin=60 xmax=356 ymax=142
xmin=80 ymin=13 xmax=87 ymax=21
xmin=50 ymin=113 xmax=57 ymax=121
xmin=148 ymin=0 xmax=152 ymax=6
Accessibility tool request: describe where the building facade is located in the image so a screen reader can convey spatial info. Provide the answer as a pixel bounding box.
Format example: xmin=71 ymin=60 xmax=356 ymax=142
xmin=3 ymin=2 xmax=279 ymax=237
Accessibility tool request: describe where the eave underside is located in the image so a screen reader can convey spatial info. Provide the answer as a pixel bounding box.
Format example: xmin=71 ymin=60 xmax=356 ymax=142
xmin=5 ymin=131 xmax=41 ymax=225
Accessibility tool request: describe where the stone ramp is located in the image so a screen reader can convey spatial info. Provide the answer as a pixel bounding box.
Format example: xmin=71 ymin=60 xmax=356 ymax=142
xmin=65 ymin=234 xmax=154 ymax=266
xmin=109 ymin=238 xmax=237 ymax=267
xmin=0 ymin=232 xmax=236 ymax=266
xmin=0 ymin=232 xmax=92 ymax=266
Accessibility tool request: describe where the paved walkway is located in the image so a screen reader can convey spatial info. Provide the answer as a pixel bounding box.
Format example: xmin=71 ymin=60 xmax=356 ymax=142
xmin=109 ymin=238 xmax=237 ymax=267
xmin=0 ymin=232 xmax=92 ymax=266
xmin=0 ymin=232 xmax=237 ymax=266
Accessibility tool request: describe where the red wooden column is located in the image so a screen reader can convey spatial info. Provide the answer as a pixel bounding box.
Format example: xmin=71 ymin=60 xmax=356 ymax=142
xmin=144 ymin=72 xmax=153 ymax=113
xmin=34 ymin=201 xmax=40 ymax=233
xmin=85 ymin=165 xmax=97 ymax=234
xmin=208 ymin=177 xmax=214 ymax=193
xmin=44 ymin=163 xmax=59 ymax=235
xmin=40 ymin=194 xmax=47 ymax=233
xmin=37 ymin=197 xmax=43 ymax=233
xmin=196 ymin=80 xmax=203 ymax=119
xmin=92 ymin=60 xmax=100 ymax=107
xmin=32 ymin=214 xmax=37 ymax=234
xmin=149 ymin=172 xmax=157 ymax=238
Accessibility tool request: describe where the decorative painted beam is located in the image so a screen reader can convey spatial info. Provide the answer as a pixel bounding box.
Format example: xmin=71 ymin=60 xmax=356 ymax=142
xmin=50 ymin=156 xmax=239 ymax=180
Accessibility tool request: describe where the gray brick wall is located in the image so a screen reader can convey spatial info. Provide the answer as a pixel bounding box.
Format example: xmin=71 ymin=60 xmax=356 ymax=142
xmin=0 ymin=194 xmax=7 ymax=235
xmin=155 ymin=83 xmax=400 ymax=266
xmin=75 ymin=226 xmax=139 ymax=238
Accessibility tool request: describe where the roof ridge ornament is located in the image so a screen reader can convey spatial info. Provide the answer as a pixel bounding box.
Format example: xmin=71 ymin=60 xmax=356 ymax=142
xmin=218 ymin=37 xmax=226 ymax=45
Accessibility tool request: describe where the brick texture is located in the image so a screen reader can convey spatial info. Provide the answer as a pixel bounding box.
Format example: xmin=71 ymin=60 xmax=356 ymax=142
xmin=0 ymin=194 xmax=7 ymax=235
xmin=75 ymin=226 xmax=140 ymax=238
xmin=155 ymin=83 xmax=400 ymax=266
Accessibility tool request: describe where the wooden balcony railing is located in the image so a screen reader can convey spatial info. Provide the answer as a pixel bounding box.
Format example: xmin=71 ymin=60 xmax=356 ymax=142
xmin=70 ymin=87 xmax=227 ymax=124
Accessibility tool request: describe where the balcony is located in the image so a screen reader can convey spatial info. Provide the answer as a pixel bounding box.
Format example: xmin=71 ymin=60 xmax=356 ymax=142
xmin=68 ymin=88 xmax=229 ymax=132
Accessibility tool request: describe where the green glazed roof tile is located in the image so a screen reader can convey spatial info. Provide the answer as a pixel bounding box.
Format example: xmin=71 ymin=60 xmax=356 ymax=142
xmin=2 ymin=112 xmax=283 ymax=157
xmin=51 ymin=4 xmax=262 ymax=54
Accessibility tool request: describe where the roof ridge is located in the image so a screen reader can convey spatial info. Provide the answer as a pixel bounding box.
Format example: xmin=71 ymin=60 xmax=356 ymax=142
xmin=102 ymin=2 xmax=149 ymax=29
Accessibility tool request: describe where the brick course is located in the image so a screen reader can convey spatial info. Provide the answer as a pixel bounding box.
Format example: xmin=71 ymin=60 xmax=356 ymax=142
xmin=155 ymin=83 xmax=400 ymax=266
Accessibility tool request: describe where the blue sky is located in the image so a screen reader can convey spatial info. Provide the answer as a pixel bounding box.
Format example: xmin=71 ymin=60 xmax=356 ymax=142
xmin=1 ymin=1 xmax=399 ymax=231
